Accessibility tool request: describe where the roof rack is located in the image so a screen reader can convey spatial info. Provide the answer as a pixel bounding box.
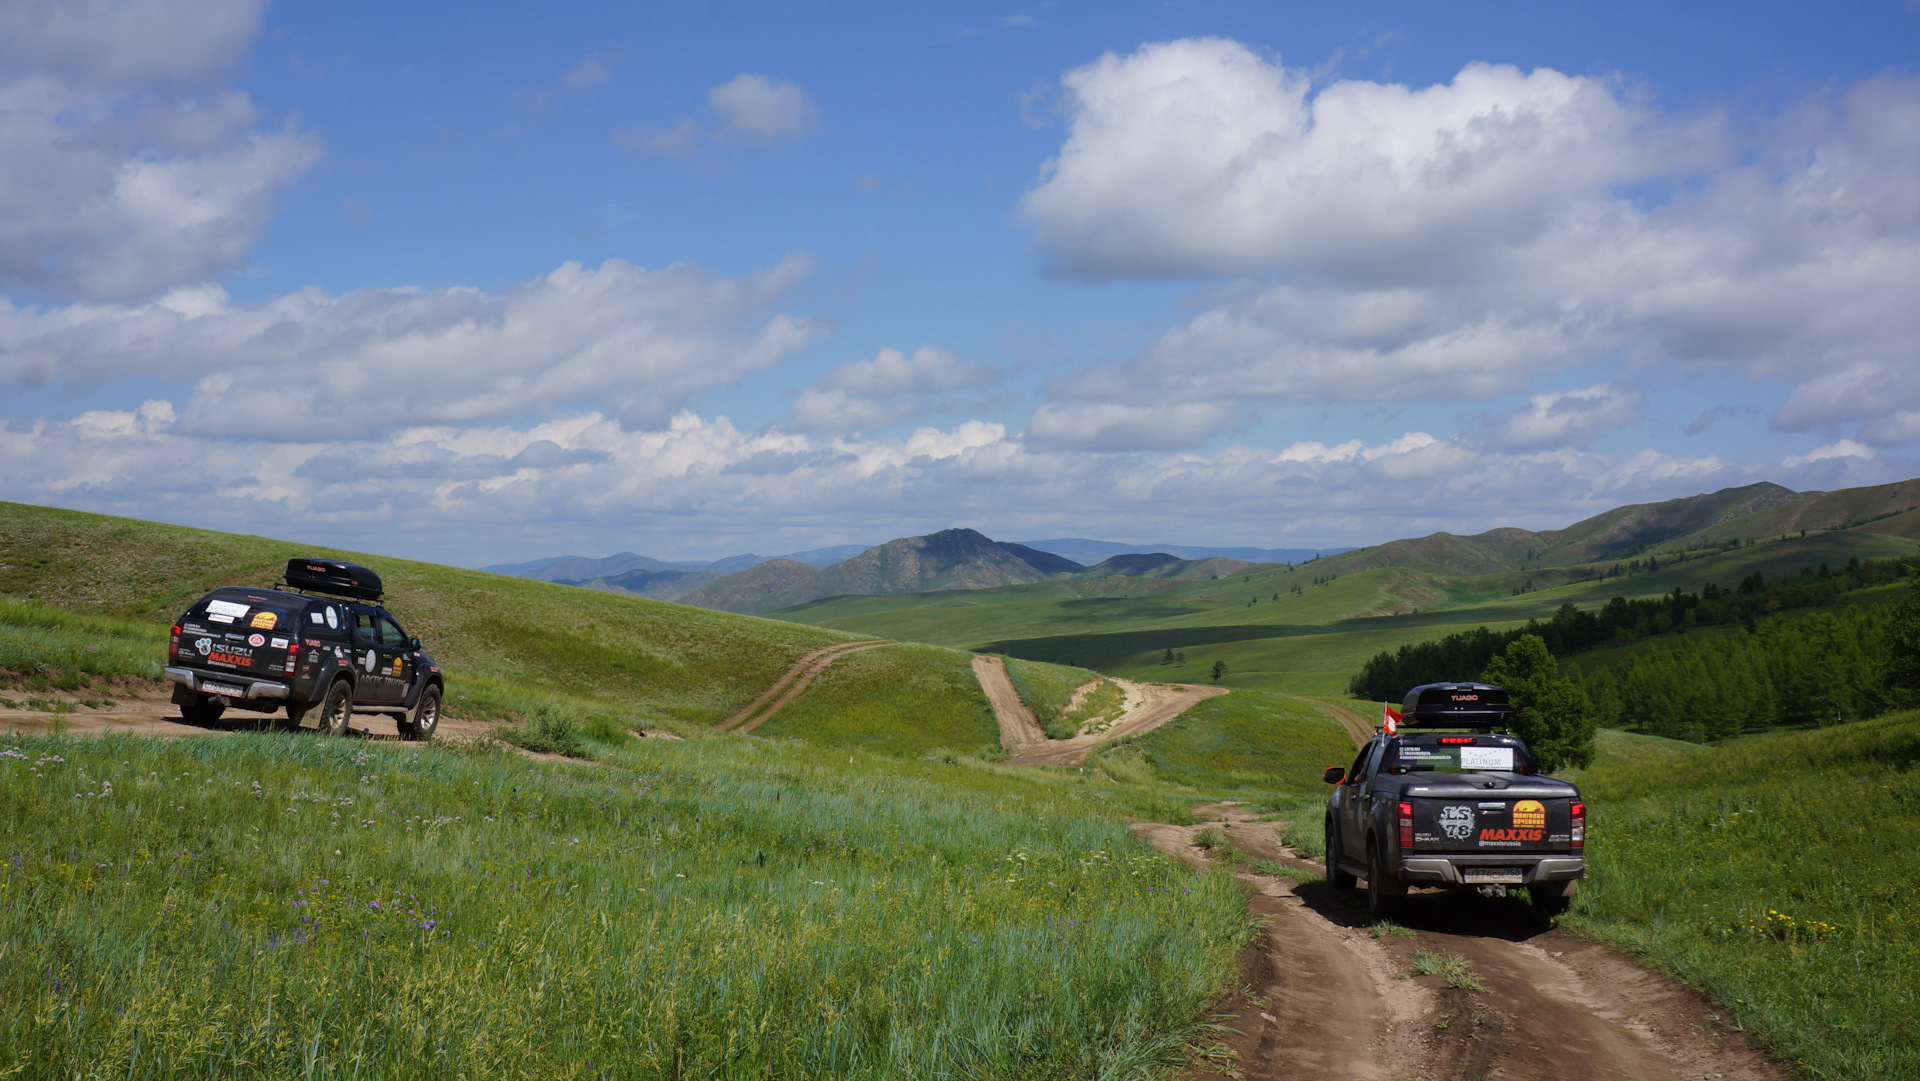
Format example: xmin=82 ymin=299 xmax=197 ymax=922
xmin=1398 ymin=682 xmax=1514 ymax=732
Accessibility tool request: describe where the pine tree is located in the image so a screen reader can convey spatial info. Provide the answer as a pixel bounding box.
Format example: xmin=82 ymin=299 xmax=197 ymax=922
xmin=1887 ymin=549 xmax=1920 ymax=708
xmin=1481 ymin=634 xmax=1596 ymax=772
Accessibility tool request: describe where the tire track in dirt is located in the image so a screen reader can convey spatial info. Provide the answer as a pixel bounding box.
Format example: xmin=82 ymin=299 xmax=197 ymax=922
xmin=1303 ymin=696 xmax=1373 ymax=746
xmin=1140 ymin=805 xmax=1786 ymax=1081
xmin=971 ymin=655 xmax=1226 ymax=766
xmin=717 ymin=641 xmax=893 ymax=734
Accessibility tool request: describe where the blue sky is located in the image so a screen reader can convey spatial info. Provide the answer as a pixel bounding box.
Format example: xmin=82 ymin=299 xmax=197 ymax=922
xmin=3 ymin=0 xmax=1918 ymax=565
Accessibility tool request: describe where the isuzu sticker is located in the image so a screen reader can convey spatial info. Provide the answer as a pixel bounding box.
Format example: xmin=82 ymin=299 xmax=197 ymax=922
xmin=208 ymin=645 xmax=253 ymax=667
xmin=1438 ymin=804 xmax=1475 ymax=841
xmin=248 ymin=634 xmax=266 ymax=647
xmin=205 ymin=599 xmax=249 ymax=623
xmin=1459 ymin=746 xmax=1514 ymax=772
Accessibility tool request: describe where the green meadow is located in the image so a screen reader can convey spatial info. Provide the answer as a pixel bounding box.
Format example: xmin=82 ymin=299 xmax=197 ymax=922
xmin=0 ymin=729 xmax=1251 ymax=1079
xmin=1564 ymin=721 xmax=1920 ymax=1081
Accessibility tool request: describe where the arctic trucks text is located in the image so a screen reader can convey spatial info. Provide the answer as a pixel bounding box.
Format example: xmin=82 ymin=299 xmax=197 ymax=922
xmin=164 ymin=558 xmax=444 ymax=740
xmin=1323 ymin=682 xmax=1585 ymax=918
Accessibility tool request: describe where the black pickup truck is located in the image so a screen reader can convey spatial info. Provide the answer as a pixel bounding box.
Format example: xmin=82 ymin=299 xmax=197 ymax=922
xmin=163 ymin=558 xmax=444 ymax=740
xmin=1323 ymin=682 xmax=1585 ymax=918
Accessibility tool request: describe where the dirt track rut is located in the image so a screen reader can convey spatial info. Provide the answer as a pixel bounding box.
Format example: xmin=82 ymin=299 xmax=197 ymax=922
xmin=1139 ymin=806 xmax=1785 ymax=1081
xmin=716 ymin=641 xmax=892 ymax=733
xmin=970 ymin=655 xmax=1225 ymax=766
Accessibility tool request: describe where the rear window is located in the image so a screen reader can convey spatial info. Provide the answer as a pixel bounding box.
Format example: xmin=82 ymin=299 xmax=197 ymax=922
xmin=1387 ymin=737 xmax=1532 ymax=775
xmin=186 ymin=590 xmax=301 ymax=633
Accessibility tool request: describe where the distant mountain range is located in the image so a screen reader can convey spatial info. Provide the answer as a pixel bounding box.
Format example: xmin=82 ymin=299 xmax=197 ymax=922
xmin=1015 ymin=539 xmax=1352 ymax=565
xmin=482 ymin=535 xmax=1343 ymax=605
xmin=678 ymin=529 xmax=1258 ymax=614
xmin=1309 ymin=478 xmax=1920 ymax=578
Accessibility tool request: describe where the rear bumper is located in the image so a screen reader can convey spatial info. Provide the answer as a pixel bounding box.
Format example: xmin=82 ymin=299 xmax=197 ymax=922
xmin=1399 ymin=855 xmax=1585 ymax=886
xmin=164 ymin=666 xmax=289 ymax=701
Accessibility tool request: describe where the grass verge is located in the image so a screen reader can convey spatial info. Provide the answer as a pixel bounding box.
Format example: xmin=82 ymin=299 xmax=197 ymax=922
xmin=0 ymin=729 xmax=1251 ymax=1079
xmin=1567 ymin=717 xmax=1920 ymax=1081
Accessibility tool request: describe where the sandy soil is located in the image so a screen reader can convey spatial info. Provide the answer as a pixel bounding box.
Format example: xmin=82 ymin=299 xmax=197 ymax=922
xmin=716 ymin=641 xmax=893 ymax=733
xmin=970 ymin=655 xmax=1227 ymax=766
xmin=1139 ymin=804 xmax=1786 ymax=1081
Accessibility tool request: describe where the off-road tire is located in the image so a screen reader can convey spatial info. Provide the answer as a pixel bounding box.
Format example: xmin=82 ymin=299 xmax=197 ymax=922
xmin=397 ymin=684 xmax=440 ymax=741
xmin=1366 ymin=840 xmax=1403 ymax=918
xmin=1530 ymin=880 xmax=1576 ymax=919
xmin=1326 ymin=816 xmax=1357 ymax=891
xmin=317 ymin=679 xmax=353 ymax=737
xmin=179 ymin=694 xmax=226 ymax=726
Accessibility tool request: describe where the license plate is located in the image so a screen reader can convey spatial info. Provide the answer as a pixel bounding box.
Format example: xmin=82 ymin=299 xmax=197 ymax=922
xmin=201 ymin=682 xmax=245 ymax=698
xmin=1463 ymin=868 xmax=1524 ymax=884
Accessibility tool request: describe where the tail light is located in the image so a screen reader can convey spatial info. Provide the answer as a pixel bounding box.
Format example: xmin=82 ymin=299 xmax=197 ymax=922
xmin=1570 ymin=802 xmax=1585 ymax=851
xmin=169 ymin=624 xmax=180 ymax=661
xmin=1398 ymin=801 xmax=1414 ymax=851
xmin=285 ymin=641 xmax=301 ymax=674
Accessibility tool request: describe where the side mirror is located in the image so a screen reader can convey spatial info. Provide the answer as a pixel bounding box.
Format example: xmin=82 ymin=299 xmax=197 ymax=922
xmin=1322 ymin=766 xmax=1346 ymax=785
xmin=409 ymin=637 xmax=422 ymax=650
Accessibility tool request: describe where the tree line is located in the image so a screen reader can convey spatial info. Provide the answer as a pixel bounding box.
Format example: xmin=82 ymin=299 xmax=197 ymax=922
xmin=1350 ymin=548 xmax=1920 ymax=745
xmin=1349 ymin=554 xmax=1907 ymax=701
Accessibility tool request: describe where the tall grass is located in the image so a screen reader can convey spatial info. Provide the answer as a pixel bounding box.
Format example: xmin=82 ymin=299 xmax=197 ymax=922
xmin=1568 ymin=718 xmax=1920 ymax=1080
xmin=754 ymin=644 xmax=1002 ymax=759
xmin=1088 ymin=691 xmax=1353 ymax=814
xmin=0 ymin=729 xmax=1250 ymax=1079
xmin=0 ymin=597 xmax=165 ymax=690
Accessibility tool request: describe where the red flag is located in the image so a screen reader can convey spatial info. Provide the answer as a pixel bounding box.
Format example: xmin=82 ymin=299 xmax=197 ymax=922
xmin=1382 ymin=702 xmax=1403 ymax=735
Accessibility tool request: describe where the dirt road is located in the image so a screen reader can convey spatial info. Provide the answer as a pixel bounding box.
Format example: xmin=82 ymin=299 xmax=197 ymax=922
xmin=0 ymin=685 xmax=495 ymax=742
xmin=971 ymin=655 xmax=1226 ymax=766
xmin=1307 ymin=696 xmax=1376 ymax=746
xmin=716 ymin=641 xmax=893 ymax=733
xmin=1137 ymin=805 xmax=1785 ymax=1081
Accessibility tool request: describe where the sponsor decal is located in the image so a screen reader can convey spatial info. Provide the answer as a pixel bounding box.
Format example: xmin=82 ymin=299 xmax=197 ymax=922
xmin=1438 ymin=804 xmax=1475 ymax=841
xmin=271 ymin=637 xmax=289 ymax=648
xmin=195 ymin=637 xmax=214 ymax=656
xmin=206 ymin=599 xmax=250 ymax=620
xmin=390 ymin=659 xmax=403 ymax=677
xmin=305 ymin=638 xmax=321 ymax=646
xmin=250 ymin=611 xmax=277 ymax=629
xmin=325 ymin=607 xmax=339 ymax=629
xmin=1478 ymin=828 xmax=1545 ymax=845
xmin=1513 ymin=799 xmax=1546 ymax=829
xmin=248 ymin=634 xmax=266 ymax=648
xmin=1450 ymin=693 xmax=1480 ymax=701
xmin=1459 ymin=746 xmax=1515 ymax=771
xmin=208 ymin=647 xmax=253 ymax=667
xmin=334 ymin=647 xmax=345 ymax=659
xmin=362 ymin=650 xmax=377 ymax=673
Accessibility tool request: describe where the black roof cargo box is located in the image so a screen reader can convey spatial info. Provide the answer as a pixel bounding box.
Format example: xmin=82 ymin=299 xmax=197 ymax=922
xmin=284 ymin=558 xmax=382 ymax=601
xmin=1401 ymin=682 xmax=1513 ymax=729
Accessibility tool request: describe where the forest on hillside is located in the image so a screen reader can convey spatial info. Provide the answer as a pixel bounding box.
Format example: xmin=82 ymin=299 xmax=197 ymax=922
xmin=1350 ymin=553 xmax=1914 ymax=742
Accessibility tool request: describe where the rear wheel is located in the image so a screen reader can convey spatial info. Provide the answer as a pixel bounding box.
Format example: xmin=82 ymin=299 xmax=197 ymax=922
xmin=317 ymin=679 xmax=353 ymax=737
xmin=1530 ymin=880 xmax=1576 ymax=919
xmin=1326 ymin=816 xmax=1357 ymax=891
xmin=179 ymin=694 xmax=226 ymax=726
xmin=1366 ymin=840 xmax=1404 ymax=918
xmin=397 ymin=685 xmax=440 ymax=741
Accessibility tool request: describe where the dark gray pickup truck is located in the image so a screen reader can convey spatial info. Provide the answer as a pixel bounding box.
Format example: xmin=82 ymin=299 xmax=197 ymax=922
xmin=164 ymin=558 xmax=444 ymax=740
xmin=1323 ymin=682 xmax=1585 ymax=918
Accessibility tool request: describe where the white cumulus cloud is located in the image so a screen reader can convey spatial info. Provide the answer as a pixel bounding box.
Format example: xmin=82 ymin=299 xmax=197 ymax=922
xmin=708 ymin=74 xmax=818 ymax=142
xmin=788 ymin=346 xmax=998 ymax=432
xmin=1 ymin=257 xmax=826 ymax=438
xmin=0 ymin=0 xmax=318 ymax=302
xmin=1783 ymin=440 xmax=1875 ymax=468
xmin=1497 ymin=384 xmax=1642 ymax=450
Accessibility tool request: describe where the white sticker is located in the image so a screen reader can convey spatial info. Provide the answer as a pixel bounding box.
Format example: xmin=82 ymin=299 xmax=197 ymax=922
xmin=1459 ymin=746 xmax=1515 ymax=772
xmin=325 ymin=606 xmax=339 ymax=629
xmin=271 ymin=637 xmax=288 ymax=648
xmin=206 ymin=599 xmax=250 ymax=620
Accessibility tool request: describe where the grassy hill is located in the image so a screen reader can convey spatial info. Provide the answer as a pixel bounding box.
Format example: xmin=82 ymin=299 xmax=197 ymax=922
xmin=0 ymin=500 xmax=870 ymax=727
xmin=775 ymin=520 xmax=1915 ymax=695
xmin=1565 ymin=719 xmax=1920 ymax=1080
